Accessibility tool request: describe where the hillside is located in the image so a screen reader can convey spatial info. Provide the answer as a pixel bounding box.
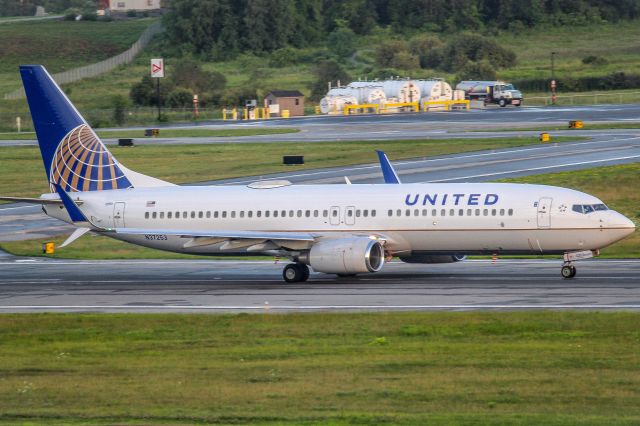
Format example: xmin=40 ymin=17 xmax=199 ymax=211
xmin=2 ymin=18 xmax=640 ymax=131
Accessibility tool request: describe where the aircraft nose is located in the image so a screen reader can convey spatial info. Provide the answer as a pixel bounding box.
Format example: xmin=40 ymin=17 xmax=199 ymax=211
xmin=609 ymin=211 xmax=636 ymax=236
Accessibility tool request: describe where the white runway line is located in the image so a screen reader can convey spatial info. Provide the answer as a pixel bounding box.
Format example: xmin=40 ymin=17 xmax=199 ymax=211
xmin=1 ymin=304 xmax=639 ymax=310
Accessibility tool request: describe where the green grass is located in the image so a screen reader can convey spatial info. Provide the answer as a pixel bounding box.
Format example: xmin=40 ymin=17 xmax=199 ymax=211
xmin=0 ymin=127 xmax=300 ymax=141
xmin=0 ymin=312 xmax=639 ymax=424
xmin=0 ymin=136 xmax=582 ymax=199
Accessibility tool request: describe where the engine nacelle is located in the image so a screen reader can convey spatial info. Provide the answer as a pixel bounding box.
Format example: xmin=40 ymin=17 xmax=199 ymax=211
xmin=307 ymin=238 xmax=385 ymax=274
xmin=399 ymin=254 xmax=467 ymax=264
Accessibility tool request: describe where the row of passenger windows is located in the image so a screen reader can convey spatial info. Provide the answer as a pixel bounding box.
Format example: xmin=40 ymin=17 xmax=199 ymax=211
xmin=144 ymin=209 xmax=378 ymax=220
xmin=388 ymin=208 xmax=514 ymax=217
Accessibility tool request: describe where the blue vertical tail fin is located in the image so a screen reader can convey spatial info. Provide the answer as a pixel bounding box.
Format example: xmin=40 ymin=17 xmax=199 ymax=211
xmin=20 ymin=65 xmax=133 ymax=192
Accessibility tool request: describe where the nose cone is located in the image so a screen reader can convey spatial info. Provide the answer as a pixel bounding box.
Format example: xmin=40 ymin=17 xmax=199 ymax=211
xmin=609 ymin=211 xmax=636 ymax=237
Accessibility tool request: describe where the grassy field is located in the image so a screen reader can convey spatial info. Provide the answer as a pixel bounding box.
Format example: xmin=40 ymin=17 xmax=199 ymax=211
xmin=0 ymin=127 xmax=299 ymax=141
xmin=0 ymin=312 xmax=639 ymax=424
xmin=1 ymin=157 xmax=636 ymax=260
xmin=0 ymin=136 xmax=582 ymax=199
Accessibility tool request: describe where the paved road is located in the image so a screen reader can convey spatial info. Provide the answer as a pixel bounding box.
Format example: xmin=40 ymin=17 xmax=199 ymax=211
xmin=2 ymin=132 xmax=639 ymax=241
xmin=0 ymin=258 xmax=638 ymax=312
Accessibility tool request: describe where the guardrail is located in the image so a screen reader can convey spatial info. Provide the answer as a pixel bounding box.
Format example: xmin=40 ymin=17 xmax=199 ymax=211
xmin=343 ymin=104 xmax=380 ymax=115
xmin=526 ymin=91 xmax=640 ymax=106
xmin=3 ymin=21 xmax=163 ymax=100
xmin=381 ymin=102 xmax=419 ymax=113
xmin=422 ymin=100 xmax=470 ymax=111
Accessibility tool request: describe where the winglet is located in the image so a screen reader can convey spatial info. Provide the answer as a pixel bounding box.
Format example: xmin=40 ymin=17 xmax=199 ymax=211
xmin=376 ymin=150 xmax=401 ymax=184
xmin=53 ymin=184 xmax=88 ymax=223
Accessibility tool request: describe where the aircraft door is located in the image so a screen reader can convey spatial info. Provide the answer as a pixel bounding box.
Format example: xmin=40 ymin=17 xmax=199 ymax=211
xmin=113 ymin=202 xmax=126 ymax=228
xmin=330 ymin=206 xmax=340 ymax=225
xmin=537 ymin=197 xmax=552 ymax=228
xmin=345 ymin=206 xmax=355 ymax=225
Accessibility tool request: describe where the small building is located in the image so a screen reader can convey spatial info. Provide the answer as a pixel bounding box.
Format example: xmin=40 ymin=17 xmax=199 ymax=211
xmin=108 ymin=0 xmax=161 ymax=12
xmin=264 ymin=90 xmax=305 ymax=117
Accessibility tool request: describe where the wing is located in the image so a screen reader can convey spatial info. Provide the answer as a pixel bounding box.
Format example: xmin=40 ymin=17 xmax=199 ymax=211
xmin=112 ymin=227 xmax=316 ymax=251
xmin=0 ymin=196 xmax=63 ymax=205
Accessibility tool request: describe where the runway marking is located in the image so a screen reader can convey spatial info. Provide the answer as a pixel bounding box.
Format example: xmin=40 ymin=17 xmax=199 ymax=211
xmin=1 ymin=304 xmax=639 ymax=311
xmin=429 ymin=154 xmax=640 ymax=182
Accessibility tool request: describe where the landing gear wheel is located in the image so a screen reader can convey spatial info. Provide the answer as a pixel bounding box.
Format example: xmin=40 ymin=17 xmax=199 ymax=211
xmin=561 ymin=265 xmax=577 ymax=279
xmin=283 ymin=263 xmax=309 ymax=283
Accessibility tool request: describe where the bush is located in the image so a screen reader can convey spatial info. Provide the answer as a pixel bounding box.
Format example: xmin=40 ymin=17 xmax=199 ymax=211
xmin=392 ymin=51 xmax=420 ymax=70
xmin=441 ymin=33 xmax=516 ymax=72
xmin=269 ymin=47 xmax=301 ymax=67
xmin=167 ymin=88 xmax=193 ymax=108
xmin=456 ymin=61 xmax=497 ymax=81
xmin=111 ymin=95 xmax=128 ymax=126
xmin=582 ymin=55 xmax=609 ymax=66
xmin=374 ymin=40 xmax=408 ymax=68
xmin=308 ymin=59 xmax=351 ymax=101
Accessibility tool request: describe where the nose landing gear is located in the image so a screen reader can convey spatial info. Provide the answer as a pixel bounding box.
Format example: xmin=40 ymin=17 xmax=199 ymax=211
xmin=283 ymin=263 xmax=310 ymax=283
xmin=561 ymin=263 xmax=577 ymax=279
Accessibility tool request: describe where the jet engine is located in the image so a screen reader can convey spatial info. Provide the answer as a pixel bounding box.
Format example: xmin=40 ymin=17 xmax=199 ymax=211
xmin=303 ymin=238 xmax=385 ymax=274
xmin=399 ymin=254 xmax=467 ymax=264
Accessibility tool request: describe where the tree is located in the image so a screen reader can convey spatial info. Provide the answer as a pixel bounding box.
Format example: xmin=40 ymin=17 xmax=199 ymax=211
xmin=111 ymin=95 xmax=128 ymax=126
xmin=309 ymin=59 xmax=352 ymax=101
xmin=327 ymin=27 xmax=356 ymax=59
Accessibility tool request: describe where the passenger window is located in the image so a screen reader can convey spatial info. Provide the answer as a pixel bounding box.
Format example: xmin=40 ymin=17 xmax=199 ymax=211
xmin=265 ymin=211 xmax=270 ymax=218
xmin=499 ymin=209 xmax=505 ymax=216
xmin=240 ymin=211 xmax=245 ymax=218
xmin=214 ymin=211 xmax=219 ymax=218
xmin=222 ymin=211 xmax=227 ymax=218
xmin=248 ymin=211 xmax=253 ymax=218
xmin=198 ymin=211 xmax=203 ymax=219
xmin=191 ymin=211 xmax=195 ymax=219
xmin=206 ymin=211 xmax=211 ymax=218
xmin=483 ymin=209 xmax=488 ymax=216
xmin=413 ymin=209 xmax=418 ymax=216
xmin=371 ymin=210 xmax=376 ymax=217
xmin=168 ymin=212 xmax=172 ymax=219
xmin=449 ymin=209 xmax=454 ymax=216
xmin=405 ymin=209 xmax=411 ymax=216
xmin=160 ymin=212 xmax=164 ymax=219
xmin=305 ymin=210 xmax=311 ymax=217
xmin=467 ymin=209 xmax=472 ymax=216
xmin=283 ymin=210 xmax=287 ymax=217
xmin=441 ymin=209 xmax=446 ymax=216
xmin=396 ymin=209 xmax=402 ymax=216
xmin=273 ymin=211 xmax=278 ymax=218
xmin=356 ymin=210 xmax=361 ymax=217
xmin=459 ymin=209 xmax=464 ymax=216
xmin=145 ymin=212 xmax=149 ymax=219
xmin=475 ymin=209 xmax=480 ymax=216
xmin=491 ymin=209 xmax=496 ymax=216
xmin=388 ymin=209 xmax=393 ymax=217
xmin=332 ymin=210 xmax=338 ymax=217
xmin=432 ymin=209 xmax=437 ymax=216
xmin=363 ymin=210 xmax=368 ymax=217
xmin=231 ymin=211 xmax=236 ymax=218
xmin=290 ymin=210 xmax=295 ymax=217
xmin=347 ymin=210 xmax=353 ymax=217
xmin=175 ymin=211 xmax=179 ymax=218
xmin=183 ymin=212 xmax=187 ymax=219
xmin=313 ymin=210 xmax=318 ymax=217
xmin=508 ymin=209 xmax=513 ymax=216
xmin=323 ymin=210 xmax=328 ymax=218
xmin=297 ymin=210 xmax=303 ymax=217
xmin=257 ymin=211 xmax=261 ymax=217
xmin=152 ymin=212 xmax=157 ymax=219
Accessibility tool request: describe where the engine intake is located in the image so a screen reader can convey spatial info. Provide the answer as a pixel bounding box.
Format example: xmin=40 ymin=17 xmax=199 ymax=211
xmin=307 ymin=238 xmax=384 ymax=274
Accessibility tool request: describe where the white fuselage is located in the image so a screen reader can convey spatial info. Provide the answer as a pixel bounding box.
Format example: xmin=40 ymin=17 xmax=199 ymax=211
xmin=44 ymin=182 xmax=635 ymax=256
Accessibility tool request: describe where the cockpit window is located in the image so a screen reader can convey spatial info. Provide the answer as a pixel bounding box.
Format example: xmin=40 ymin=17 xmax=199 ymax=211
xmin=572 ymin=203 xmax=608 ymax=214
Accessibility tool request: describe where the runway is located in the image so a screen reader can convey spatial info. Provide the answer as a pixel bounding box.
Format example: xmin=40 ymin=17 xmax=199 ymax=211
xmin=0 ymin=257 xmax=639 ymax=312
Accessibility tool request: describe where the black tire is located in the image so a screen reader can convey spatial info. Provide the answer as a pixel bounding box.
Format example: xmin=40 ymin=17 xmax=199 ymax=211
xmin=300 ymin=264 xmax=310 ymax=282
xmin=499 ymin=98 xmax=507 ymax=107
xmin=561 ymin=265 xmax=574 ymax=279
xmin=283 ymin=264 xmax=303 ymax=283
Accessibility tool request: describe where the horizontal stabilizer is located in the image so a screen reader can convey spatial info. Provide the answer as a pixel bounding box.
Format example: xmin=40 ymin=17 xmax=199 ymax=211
xmin=0 ymin=196 xmax=63 ymax=205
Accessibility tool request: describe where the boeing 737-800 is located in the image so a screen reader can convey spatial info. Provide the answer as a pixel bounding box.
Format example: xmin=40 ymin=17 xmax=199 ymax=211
xmin=1 ymin=66 xmax=635 ymax=282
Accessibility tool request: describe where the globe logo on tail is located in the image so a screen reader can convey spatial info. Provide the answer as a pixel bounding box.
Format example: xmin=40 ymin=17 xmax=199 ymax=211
xmin=49 ymin=124 xmax=132 ymax=192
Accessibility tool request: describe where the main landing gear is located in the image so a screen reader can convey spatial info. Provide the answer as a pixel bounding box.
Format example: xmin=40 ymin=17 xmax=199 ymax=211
xmin=561 ymin=263 xmax=577 ymax=279
xmin=283 ymin=263 xmax=310 ymax=283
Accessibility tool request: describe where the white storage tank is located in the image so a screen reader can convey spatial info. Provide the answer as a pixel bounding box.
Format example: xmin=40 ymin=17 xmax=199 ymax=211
xmin=346 ymin=82 xmax=387 ymax=104
xmin=320 ymin=95 xmax=358 ymax=114
xmin=415 ymin=79 xmax=453 ymax=102
xmin=381 ymin=80 xmax=421 ymax=103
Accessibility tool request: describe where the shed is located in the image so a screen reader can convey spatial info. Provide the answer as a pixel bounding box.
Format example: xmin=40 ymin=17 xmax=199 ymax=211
xmin=264 ymin=90 xmax=305 ymax=117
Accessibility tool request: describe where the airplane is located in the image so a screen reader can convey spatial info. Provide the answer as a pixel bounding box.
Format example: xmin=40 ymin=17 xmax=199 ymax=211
xmin=1 ymin=65 xmax=635 ymax=282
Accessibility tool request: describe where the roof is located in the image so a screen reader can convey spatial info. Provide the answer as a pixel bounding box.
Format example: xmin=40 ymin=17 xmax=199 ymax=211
xmin=266 ymin=90 xmax=304 ymax=98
